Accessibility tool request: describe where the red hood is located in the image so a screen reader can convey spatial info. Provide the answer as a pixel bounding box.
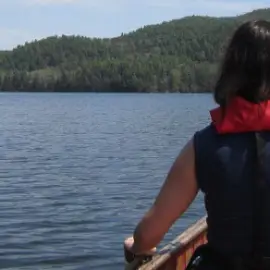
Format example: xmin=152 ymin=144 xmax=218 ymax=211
xmin=210 ymin=97 xmax=270 ymax=134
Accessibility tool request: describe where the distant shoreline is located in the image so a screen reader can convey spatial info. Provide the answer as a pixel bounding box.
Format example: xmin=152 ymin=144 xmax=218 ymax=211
xmin=0 ymin=8 xmax=268 ymax=94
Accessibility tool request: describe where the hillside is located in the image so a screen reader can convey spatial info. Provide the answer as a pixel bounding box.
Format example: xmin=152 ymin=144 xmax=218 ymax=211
xmin=0 ymin=8 xmax=270 ymax=92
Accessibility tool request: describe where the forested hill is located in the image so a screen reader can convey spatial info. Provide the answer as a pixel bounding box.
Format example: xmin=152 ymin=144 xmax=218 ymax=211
xmin=1 ymin=8 xmax=270 ymax=92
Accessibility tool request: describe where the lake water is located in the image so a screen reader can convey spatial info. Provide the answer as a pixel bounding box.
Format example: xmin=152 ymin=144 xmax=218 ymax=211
xmin=0 ymin=93 xmax=214 ymax=270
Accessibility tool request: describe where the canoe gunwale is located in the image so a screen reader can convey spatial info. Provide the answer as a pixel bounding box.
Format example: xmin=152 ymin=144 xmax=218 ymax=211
xmin=138 ymin=216 xmax=207 ymax=270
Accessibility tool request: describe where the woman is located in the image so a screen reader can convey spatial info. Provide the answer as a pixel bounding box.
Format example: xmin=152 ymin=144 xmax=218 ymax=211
xmin=124 ymin=20 xmax=270 ymax=270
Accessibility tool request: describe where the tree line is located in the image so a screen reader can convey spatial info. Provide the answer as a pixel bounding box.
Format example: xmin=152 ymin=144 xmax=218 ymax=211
xmin=0 ymin=8 xmax=269 ymax=92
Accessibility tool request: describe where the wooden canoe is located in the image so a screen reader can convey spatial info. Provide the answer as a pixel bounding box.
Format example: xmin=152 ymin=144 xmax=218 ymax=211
xmin=126 ymin=216 xmax=207 ymax=270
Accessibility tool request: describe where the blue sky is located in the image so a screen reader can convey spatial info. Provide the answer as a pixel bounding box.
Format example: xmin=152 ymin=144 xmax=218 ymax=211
xmin=0 ymin=0 xmax=269 ymax=50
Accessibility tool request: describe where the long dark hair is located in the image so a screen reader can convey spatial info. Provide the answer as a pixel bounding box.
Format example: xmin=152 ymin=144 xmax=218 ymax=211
xmin=214 ymin=20 xmax=270 ymax=108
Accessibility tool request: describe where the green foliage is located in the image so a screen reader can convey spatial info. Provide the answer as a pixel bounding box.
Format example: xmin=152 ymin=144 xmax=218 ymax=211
xmin=0 ymin=8 xmax=270 ymax=92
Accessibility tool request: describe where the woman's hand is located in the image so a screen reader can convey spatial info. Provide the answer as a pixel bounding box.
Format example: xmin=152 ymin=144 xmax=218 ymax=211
xmin=124 ymin=237 xmax=156 ymax=263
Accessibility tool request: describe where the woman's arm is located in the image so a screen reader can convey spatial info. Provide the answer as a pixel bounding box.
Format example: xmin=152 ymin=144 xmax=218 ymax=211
xmin=129 ymin=138 xmax=198 ymax=254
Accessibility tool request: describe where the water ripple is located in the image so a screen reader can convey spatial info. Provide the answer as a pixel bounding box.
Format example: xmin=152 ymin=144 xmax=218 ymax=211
xmin=0 ymin=93 xmax=213 ymax=269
